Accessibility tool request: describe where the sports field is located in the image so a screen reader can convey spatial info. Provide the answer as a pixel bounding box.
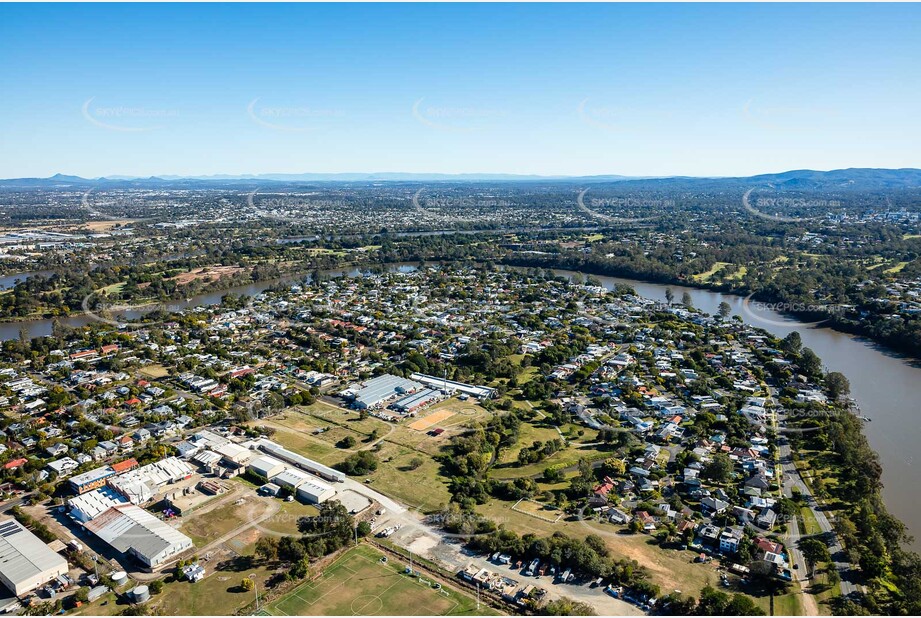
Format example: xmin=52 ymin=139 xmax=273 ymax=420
xmin=258 ymin=545 xmax=488 ymax=616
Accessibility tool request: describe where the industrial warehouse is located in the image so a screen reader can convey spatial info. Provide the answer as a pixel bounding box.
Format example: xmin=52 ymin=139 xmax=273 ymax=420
xmin=0 ymin=519 xmax=68 ymax=596
xmin=247 ymin=446 xmax=337 ymax=504
xmin=83 ymin=504 xmax=193 ymax=568
xmin=341 ymin=373 xmax=424 ymax=409
xmin=409 ymin=372 xmax=496 ymax=400
xmin=255 ymin=439 xmax=346 ymax=483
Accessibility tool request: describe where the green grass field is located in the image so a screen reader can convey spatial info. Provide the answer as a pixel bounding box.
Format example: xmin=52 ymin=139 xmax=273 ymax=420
xmin=258 ymin=545 xmax=486 ymax=616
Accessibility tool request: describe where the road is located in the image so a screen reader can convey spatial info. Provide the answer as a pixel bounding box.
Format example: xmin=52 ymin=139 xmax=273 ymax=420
xmin=777 ymin=438 xmax=857 ymax=597
xmin=764 ymin=384 xmax=857 ymax=602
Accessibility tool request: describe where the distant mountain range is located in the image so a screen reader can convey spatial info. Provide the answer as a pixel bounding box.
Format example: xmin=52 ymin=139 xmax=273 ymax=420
xmin=1 ymin=168 xmax=920 ymax=190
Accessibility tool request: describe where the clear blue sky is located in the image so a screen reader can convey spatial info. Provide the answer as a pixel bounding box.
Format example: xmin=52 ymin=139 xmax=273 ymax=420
xmin=1 ymin=3 xmax=919 ymax=178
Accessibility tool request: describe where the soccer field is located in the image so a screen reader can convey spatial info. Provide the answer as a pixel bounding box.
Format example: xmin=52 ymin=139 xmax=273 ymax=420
xmin=258 ymin=545 xmax=490 ymax=616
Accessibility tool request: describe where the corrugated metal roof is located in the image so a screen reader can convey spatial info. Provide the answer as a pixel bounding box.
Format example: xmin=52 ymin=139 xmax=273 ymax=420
xmin=0 ymin=518 xmax=67 ymax=588
xmin=84 ymin=505 xmax=191 ymax=564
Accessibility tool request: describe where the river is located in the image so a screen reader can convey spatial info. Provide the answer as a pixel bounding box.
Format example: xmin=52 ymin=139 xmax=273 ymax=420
xmin=1 ymin=263 xmax=918 ymax=548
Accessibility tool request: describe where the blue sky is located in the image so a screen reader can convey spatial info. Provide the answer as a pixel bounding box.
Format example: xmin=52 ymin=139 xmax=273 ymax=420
xmin=1 ymin=3 xmax=919 ymax=178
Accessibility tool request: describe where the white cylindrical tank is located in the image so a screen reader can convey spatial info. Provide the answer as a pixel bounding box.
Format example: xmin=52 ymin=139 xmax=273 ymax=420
xmin=111 ymin=571 xmax=128 ymax=586
xmin=131 ymin=585 xmax=150 ymax=603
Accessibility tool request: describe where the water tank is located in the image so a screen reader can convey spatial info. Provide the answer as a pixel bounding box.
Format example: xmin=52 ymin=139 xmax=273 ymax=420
xmin=131 ymin=585 xmax=150 ymax=603
xmin=111 ymin=571 xmax=128 ymax=586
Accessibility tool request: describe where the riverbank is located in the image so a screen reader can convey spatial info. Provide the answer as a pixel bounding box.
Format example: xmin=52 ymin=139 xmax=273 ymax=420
xmin=502 ymin=254 xmax=921 ymax=361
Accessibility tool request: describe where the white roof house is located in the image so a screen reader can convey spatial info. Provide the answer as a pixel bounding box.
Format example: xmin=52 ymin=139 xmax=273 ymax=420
xmin=84 ymin=504 xmax=193 ymax=567
xmin=0 ymin=518 xmax=69 ymax=596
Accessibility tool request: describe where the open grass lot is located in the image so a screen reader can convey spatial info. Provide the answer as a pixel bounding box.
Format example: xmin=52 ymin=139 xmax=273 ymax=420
xmin=496 ymin=420 xmax=564 ymax=465
xmin=512 ymin=498 xmax=564 ymax=522
xmin=692 ymin=261 xmax=731 ymax=282
xmin=180 ymin=494 xmax=271 ymax=546
xmin=258 ymin=499 xmax=321 ymax=536
xmin=363 ymin=441 xmax=453 ymax=511
xmin=258 ymin=545 xmax=485 ymax=616
xmin=74 ymin=560 xmax=278 ymax=617
xmin=156 ymin=562 xmax=277 ymax=617
xmin=884 ymin=260 xmax=911 ymax=274
xmin=259 ymin=416 xmax=350 ymax=465
xmin=138 ymin=363 xmax=170 ymax=378
xmin=490 ymin=439 xmax=610 ymax=480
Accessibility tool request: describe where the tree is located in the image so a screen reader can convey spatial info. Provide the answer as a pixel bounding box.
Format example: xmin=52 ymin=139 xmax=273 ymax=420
xmin=338 ymin=451 xmax=378 ymax=475
xmin=682 ymin=292 xmax=694 ymax=308
xmin=148 ymin=579 xmax=163 ymax=595
xmin=543 ymin=597 xmax=596 ymax=615
xmin=799 ymin=536 xmax=831 ymax=577
xmin=799 ymin=347 xmax=822 ymax=377
xmin=703 ymin=453 xmax=734 ymax=483
xmin=241 ymin=577 xmax=255 ymax=592
xmin=781 ymin=332 xmax=802 ymax=355
xmin=407 ymin=457 xmax=424 ymax=470
xmin=255 ymin=536 xmax=279 ymax=562
xmin=357 ymin=521 xmax=372 ymax=537
xmin=825 ymin=372 xmax=851 ymax=400
xmin=338 ymin=436 xmax=356 ymax=449
xmin=718 ymin=301 xmax=731 ymax=319
xmin=665 ymin=288 xmax=674 ymax=305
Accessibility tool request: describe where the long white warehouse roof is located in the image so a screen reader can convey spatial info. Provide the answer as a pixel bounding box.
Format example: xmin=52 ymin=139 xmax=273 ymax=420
xmin=0 ymin=518 xmax=68 ymax=595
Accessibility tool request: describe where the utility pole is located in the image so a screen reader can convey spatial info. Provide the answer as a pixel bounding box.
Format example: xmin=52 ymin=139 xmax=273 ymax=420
xmin=250 ymin=573 xmax=259 ymax=612
xmin=92 ymin=554 xmax=98 ymax=580
xmin=476 ymin=582 xmax=480 ymax=610
xmin=354 ymin=524 xmax=358 ymax=547
xmin=409 ymin=550 xmax=414 ymax=576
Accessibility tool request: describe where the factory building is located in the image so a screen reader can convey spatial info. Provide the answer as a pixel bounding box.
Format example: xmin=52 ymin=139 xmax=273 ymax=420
xmin=409 ymin=372 xmax=496 ymax=399
xmin=391 ymin=388 xmax=439 ymax=413
xmin=342 ymin=374 xmax=424 ymax=409
xmin=108 ymin=457 xmax=195 ymax=505
xmin=68 ymin=486 xmax=129 ymax=523
xmin=84 ymin=504 xmax=193 ymax=568
xmin=255 ymin=439 xmax=345 ymax=483
xmin=247 ymin=455 xmax=286 ymax=481
xmin=295 ymin=478 xmax=336 ymax=504
xmin=69 ymin=465 xmax=116 ymax=495
xmin=0 ymin=519 xmax=69 ymax=596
